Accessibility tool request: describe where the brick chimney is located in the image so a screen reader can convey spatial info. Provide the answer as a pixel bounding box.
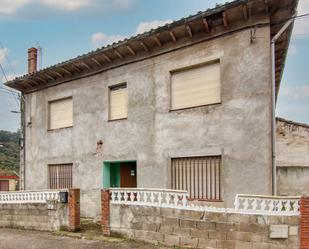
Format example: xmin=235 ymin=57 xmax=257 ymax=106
xmin=28 ymin=47 xmax=38 ymax=74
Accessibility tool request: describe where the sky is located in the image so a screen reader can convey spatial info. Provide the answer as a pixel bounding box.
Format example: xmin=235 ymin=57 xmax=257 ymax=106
xmin=0 ymin=0 xmax=308 ymax=132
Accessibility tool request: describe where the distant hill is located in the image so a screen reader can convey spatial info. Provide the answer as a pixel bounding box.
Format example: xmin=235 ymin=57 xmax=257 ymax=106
xmin=0 ymin=130 xmax=20 ymax=175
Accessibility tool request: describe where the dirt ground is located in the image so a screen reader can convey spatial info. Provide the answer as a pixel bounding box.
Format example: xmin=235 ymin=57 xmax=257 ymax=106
xmin=0 ymin=228 xmax=173 ymax=249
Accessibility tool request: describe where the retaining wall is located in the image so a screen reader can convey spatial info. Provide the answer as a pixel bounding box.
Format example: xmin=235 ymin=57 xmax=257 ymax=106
xmin=110 ymin=204 xmax=300 ymax=249
xmin=0 ymin=202 xmax=68 ymax=231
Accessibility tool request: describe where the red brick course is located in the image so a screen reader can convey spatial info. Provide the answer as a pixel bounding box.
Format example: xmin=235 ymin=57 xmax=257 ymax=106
xmin=101 ymin=189 xmax=111 ymax=236
xmin=301 ymin=197 xmax=309 ymax=249
xmin=68 ymin=188 xmax=80 ymax=232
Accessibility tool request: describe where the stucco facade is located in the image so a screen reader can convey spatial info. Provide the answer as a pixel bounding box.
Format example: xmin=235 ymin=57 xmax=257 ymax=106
xmin=276 ymin=118 xmax=309 ymax=196
xmin=23 ymin=26 xmax=273 ymax=217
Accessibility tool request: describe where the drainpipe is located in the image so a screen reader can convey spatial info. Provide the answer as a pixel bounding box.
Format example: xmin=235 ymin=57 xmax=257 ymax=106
xmin=270 ymin=18 xmax=295 ymax=196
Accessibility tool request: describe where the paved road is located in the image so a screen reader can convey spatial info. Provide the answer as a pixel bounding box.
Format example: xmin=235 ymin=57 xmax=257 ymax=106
xmin=0 ymin=228 xmax=168 ymax=249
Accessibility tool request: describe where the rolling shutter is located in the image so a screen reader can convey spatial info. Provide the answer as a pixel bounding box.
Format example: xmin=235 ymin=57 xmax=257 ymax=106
xmin=49 ymin=97 xmax=73 ymax=130
xmin=171 ymin=61 xmax=221 ymax=110
xmin=109 ymin=84 xmax=128 ymax=120
xmin=48 ymin=164 xmax=73 ymax=189
xmin=171 ymin=156 xmax=222 ymax=200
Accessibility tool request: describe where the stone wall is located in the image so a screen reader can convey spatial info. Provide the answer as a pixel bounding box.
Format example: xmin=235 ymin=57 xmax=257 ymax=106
xmin=0 ymin=202 xmax=68 ymax=231
xmin=276 ymin=117 xmax=309 ymax=196
xmin=110 ymin=204 xmax=300 ymax=249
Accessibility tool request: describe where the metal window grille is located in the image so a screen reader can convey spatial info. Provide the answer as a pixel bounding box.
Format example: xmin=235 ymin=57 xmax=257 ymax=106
xmin=171 ymin=156 xmax=221 ymax=200
xmin=48 ymin=164 xmax=73 ymax=189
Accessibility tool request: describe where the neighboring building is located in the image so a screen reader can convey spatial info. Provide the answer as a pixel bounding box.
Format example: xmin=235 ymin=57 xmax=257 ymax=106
xmin=276 ymin=117 xmax=309 ymax=196
xmin=6 ymin=0 xmax=297 ymax=217
xmin=0 ymin=174 xmax=19 ymax=191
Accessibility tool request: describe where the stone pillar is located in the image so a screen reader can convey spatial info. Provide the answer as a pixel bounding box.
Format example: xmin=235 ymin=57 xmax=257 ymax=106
xmin=300 ymin=197 xmax=309 ymax=249
xmin=101 ymin=189 xmax=110 ymax=236
xmin=68 ymin=188 xmax=80 ymax=232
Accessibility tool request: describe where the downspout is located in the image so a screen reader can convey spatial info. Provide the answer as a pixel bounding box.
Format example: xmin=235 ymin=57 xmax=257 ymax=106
xmin=270 ymin=18 xmax=295 ymax=196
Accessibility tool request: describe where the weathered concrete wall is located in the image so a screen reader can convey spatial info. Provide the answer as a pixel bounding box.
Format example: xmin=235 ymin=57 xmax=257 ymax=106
xmin=24 ymin=26 xmax=272 ymax=218
xmin=276 ymin=118 xmax=309 ymax=196
xmin=0 ymin=203 xmax=68 ymax=231
xmin=110 ymin=204 xmax=299 ymax=248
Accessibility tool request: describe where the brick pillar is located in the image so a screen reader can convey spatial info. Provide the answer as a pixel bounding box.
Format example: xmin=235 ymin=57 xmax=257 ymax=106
xmin=68 ymin=188 xmax=80 ymax=232
xmin=28 ymin=47 xmax=37 ymax=74
xmin=101 ymin=189 xmax=110 ymax=236
xmin=300 ymin=197 xmax=309 ymax=249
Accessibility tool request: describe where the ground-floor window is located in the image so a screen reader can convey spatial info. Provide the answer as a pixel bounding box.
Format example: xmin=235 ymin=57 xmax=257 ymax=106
xmin=171 ymin=156 xmax=222 ymax=201
xmin=48 ymin=164 xmax=73 ymax=189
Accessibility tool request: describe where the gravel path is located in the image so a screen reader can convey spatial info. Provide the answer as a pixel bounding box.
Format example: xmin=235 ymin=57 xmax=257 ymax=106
xmin=0 ymin=228 xmax=170 ymax=249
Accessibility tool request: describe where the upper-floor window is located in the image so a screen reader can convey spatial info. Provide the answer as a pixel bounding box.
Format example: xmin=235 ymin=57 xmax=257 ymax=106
xmin=170 ymin=60 xmax=221 ymax=110
xmin=109 ymin=83 xmax=128 ymax=120
xmin=48 ymin=97 xmax=73 ymax=130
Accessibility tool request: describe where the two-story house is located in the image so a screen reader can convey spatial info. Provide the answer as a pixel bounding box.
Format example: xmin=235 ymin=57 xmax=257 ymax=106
xmin=6 ymin=0 xmax=298 ymax=217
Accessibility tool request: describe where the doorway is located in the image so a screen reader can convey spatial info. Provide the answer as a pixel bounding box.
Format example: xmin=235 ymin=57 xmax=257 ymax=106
xmin=103 ymin=161 xmax=137 ymax=188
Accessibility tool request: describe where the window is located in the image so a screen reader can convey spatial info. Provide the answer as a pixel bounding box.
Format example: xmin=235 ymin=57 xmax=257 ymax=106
xmin=48 ymin=97 xmax=73 ymax=130
xmin=109 ymin=84 xmax=128 ymax=120
xmin=170 ymin=61 xmax=221 ymax=110
xmin=171 ymin=156 xmax=222 ymax=200
xmin=48 ymin=164 xmax=73 ymax=189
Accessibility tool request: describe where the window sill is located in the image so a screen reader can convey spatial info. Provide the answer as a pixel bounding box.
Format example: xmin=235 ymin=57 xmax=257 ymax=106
xmin=108 ymin=117 xmax=128 ymax=122
xmin=47 ymin=126 xmax=73 ymax=132
xmin=169 ymin=102 xmax=221 ymax=112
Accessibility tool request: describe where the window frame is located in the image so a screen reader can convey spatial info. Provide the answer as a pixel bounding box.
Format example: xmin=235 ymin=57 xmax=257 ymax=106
xmin=169 ymin=60 xmax=221 ymax=111
xmin=48 ymin=96 xmax=73 ymax=131
xmin=48 ymin=163 xmax=73 ymax=189
xmin=108 ymin=83 xmax=128 ymax=121
xmin=171 ymin=155 xmax=222 ymax=202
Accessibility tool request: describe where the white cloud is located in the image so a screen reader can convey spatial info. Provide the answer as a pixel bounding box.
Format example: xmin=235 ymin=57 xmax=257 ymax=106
xmin=0 ymin=0 xmax=31 ymax=15
xmin=91 ymin=32 xmax=126 ymax=48
xmin=293 ymin=0 xmax=309 ymax=37
xmin=41 ymin=0 xmax=90 ymax=11
xmin=0 ymin=0 xmax=136 ymax=19
xmin=90 ymin=19 xmax=173 ymax=48
xmin=135 ymin=19 xmax=173 ymax=34
xmin=281 ymin=84 xmax=309 ymax=100
xmin=0 ymin=47 xmax=9 ymax=64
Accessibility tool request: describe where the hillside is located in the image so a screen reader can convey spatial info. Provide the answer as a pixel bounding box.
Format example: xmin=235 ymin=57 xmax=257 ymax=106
xmin=0 ymin=130 xmax=20 ymax=174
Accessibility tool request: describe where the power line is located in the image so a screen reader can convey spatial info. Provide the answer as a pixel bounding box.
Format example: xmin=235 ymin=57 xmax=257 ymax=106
xmin=0 ymin=63 xmax=19 ymax=106
xmin=0 ymin=41 xmax=16 ymax=76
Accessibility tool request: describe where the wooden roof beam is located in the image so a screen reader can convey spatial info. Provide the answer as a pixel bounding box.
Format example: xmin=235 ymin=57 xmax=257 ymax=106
xmin=169 ymin=31 xmax=177 ymax=42
xmin=222 ymin=12 xmax=228 ymax=28
xmin=102 ymin=53 xmax=112 ymax=63
xmin=243 ymin=4 xmax=248 ymax=20
xmin=71 ymin=63 xmax=82 ymax=72
xmin=140 ymin=41 xmax=149 ymax=52
xmin=153 ymin=36 xmax=162 ymax=47
xmin=113 ymin=49 xmax=123 ymax=59
xmin=80 ymin=61 xmax=91 ymax=70
xmin=202 ymin=18 xmax=210 ymax=33
xmin=126 ymin=45 xmax=135 ymax=56
xmin=91 ymin=57 xmax=102 ymax=66
xmin=45 ymin=73 xmax=56 ymax=81
xmin=186 ymin=25 xmax=193 ymax=38
xmin=35 ymin=76 xmax=47 ymax=84
xmin=51 ymin=70 xmax=63 ymax=78
xmin=59 ymin=67 xmax=72 ymax=75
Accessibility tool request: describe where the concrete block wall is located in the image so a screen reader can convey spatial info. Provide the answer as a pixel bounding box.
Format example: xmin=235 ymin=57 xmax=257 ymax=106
xmin=0 ymin=203 xmax=68 ymax=231
xmin=109 ymin=204 xmax=300 ymax=249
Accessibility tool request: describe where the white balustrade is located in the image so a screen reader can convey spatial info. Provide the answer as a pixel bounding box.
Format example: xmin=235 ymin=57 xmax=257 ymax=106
xmin=234 ymin=194 xmax=300 ymax=215
xmin=0 ymin=189 xmax=65 ymax=204
xmin=110 ymin=188 xmax=300 ymax=216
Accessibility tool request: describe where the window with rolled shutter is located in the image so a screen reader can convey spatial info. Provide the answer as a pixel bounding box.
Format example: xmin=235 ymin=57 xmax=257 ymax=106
xmin=171 ymin=61 xmax=221 ymax=110
xmin=49 ymin=97 xmax=73 ymax=130
xmin=109 ymin=84 xmax=128 ymax=120
xmin=171 ymin=156 xmax=222 ymax=201
xmin=48 ymin=164 xmax=73 ymax=189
